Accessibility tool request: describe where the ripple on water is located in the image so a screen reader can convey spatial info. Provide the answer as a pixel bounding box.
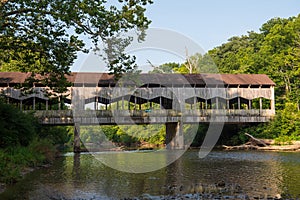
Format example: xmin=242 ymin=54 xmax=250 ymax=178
xmin=1 ymin=150 xmax=300 ymax=199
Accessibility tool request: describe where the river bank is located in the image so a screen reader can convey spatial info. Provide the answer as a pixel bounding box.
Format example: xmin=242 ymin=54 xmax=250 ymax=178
xmin=222 ymin=143 xmax=300 ymax=151
xmin=222 ymin=134 xmax=300 ymax=152
xmin=0 ymin=141 xmax=59 ymax=194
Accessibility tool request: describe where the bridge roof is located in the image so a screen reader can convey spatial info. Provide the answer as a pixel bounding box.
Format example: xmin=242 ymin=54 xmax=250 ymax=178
xmin=0 ymin=72 xmax=31 ymax=84
xmin=0 ymin=72 xmax=275 ymax=87
xmin=69 ymin=73 xmax=275 ymax=87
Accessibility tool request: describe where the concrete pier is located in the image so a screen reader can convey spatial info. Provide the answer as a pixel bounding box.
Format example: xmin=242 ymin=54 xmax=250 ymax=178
xmin=166 ymin=121 xmax=184 ymax=149
xmin=74 ymin=124 xmax=81 ymax=153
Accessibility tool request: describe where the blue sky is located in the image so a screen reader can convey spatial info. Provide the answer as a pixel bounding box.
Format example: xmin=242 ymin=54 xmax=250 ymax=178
xmin=145 ymin=0 xmax=299 ymax=51
xmin=71 ymin=0 xmax=300 ymax=72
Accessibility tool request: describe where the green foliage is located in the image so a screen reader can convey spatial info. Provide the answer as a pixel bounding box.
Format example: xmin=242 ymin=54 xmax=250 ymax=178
xmin=80 ymin=126 xmax=107 ymax=144
xmin=206 ymin=15 xmax=300 ymax=143
xmin=0 ymin=99 xmax=70 ymax=183
xmin=28 ymin=139 xmax=57 ymax=163
xmin=0 ymin=139 xmax=56 ymax=184
xmin=80 ymin=124 xmax=166 ymax=147
xmin=0 ymin=0 xmax=153 ymax=88
xmin=175 ymin=53 xmax=219 ymax=74
xmin=149 ymin=62 xmax=180 ymax=74
xmin=264 ymin=103 xmax=300 ymax=142
xmin=209 ymin=14 xmax=300 ymax=109
xmin=3 ymin=139 xmax=55 ymax=168
xmin=148 ymin=126 xmax=166 ymax=145
xmin=0 ymin=101 xmax=37 ymax=147
xmin=37 ymin=126 xmax=72 ymax=146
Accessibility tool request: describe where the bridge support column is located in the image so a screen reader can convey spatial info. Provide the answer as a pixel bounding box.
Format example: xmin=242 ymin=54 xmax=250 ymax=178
xmin=259 ymin=97 xmax=263 ymax=112
xmin=165 ymin=121 xmax=184 ymax=150
xmin=226 ymin=99 xmax=230 ymax=109
xmin=74 ymin=125 xmax=81 ymax=153
xmin=94 ymin=97 xmax=98 ymax=110
xmin=249 ymin=99 xmax=252 ymax=109
xmin=270 ymin=86 xmax=275 ymax=113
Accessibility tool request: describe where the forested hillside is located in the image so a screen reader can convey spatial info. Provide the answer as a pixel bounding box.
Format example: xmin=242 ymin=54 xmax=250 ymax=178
xmin=160 ymin=14 xmax=300 ymax=144
xmin=208 ymin=14 xmax=300 ymax=143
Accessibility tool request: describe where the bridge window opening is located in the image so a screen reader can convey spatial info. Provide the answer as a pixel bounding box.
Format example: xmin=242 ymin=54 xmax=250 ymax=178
xmin=240 ymin=97 xmax=251 ymax=109
xmin=98 ymin=103 xmax=109 ymax=110
xmin=124 ymin=101 xmax=138 ymax=110
xmin=203 ymin=97 xmax=227 ymax=109
xmin=109 ymin=101 xmax=119 ymax=110
xmin=208 ymin=98 xmax=222 ymax=109
xmin=149 ymin=97 xmax=172 ymax=110
xmin=196 ymin=98 xmax=206 ymax=110
xmin=47 ymin=97 xmax=67 ymax=110
xmin=3 ymin=97 xmax=21 ymax=110
xmin=229 ymin=98 xmax=239 ymax=109
xmin=185 ymin=97 xmax=199 ymax=110
xmin=217 ymin=97 xmax=227 ymax=109
xmin=84 ymin=97 xmax=97 ymax=110
xmin=33 ymin=97 xmax=49 ymax=110
xmin=137 ymin=97 xmax=148 ymax=110
xmin=161 ymin=97 xmax=172 ymax=110
xmin=185 ymin=103 xmax=192 ymax=110
xmin=206 ymin=99 xmax=212 ymax=109
xmin=127 ymin=96 xmax=147 ymax=110
xmin=251 ymin=98 xmax=271 ymax=110
xmin=20 ymin=97 xmax=38 ymax=110
xmin=96 ymin=97 xmax=110 ymax=110
xmin=229 ymin=97 xmax=257 ymax=110
xmin=85 ymin=102 xmax=96 ymax=110
xmin=152 ymin=98 xmax=163 ymax=110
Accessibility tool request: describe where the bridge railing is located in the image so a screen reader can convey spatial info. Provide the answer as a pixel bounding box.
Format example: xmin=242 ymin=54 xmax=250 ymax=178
xmin=32 ymin=109 xmax=275 ymax=118
xmin=30 ymin=109 xmax=275 ymax=124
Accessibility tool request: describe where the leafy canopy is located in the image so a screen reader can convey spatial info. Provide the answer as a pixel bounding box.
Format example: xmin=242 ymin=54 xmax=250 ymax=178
xmin=0 ymin=0 xmax=153 ymax=91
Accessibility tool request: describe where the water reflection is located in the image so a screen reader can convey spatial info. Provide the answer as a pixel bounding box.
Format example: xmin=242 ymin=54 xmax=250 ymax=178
xmin=1 ymin=150 xmax=300 ymax=199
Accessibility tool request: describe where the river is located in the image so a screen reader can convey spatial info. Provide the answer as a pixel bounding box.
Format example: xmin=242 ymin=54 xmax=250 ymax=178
xmin=1 ymin=150 xmax=300 ymax=199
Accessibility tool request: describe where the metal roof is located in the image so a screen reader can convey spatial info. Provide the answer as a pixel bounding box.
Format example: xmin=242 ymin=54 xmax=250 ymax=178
xmin=0 ymin=72 xmax=31 ymax=84
xmin=0 ymin=72 xmax=275 ymax=86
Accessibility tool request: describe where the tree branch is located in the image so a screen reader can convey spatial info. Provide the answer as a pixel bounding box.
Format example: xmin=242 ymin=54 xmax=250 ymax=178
xmin=3 ymin=8 xmax=52 ymax=17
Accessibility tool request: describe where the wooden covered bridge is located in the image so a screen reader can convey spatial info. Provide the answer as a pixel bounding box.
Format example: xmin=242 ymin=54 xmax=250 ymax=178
xmin=0 ymin=72 xmax=275 ymax=150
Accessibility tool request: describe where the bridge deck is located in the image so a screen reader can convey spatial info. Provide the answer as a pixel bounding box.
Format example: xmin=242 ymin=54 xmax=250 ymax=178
xmin=33 ymin=109 xmax=275 ymax=125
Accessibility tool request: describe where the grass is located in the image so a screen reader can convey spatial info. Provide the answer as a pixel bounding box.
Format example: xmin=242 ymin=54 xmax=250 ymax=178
xmin=0 ymin=139 xmax=56 ymax=184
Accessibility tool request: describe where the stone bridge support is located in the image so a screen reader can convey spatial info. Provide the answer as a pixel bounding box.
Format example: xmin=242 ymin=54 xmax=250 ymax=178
xmin=165 ymin=121 xmax=184 ymax=149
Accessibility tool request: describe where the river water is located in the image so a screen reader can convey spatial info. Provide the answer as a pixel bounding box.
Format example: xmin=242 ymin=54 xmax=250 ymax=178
xmin=1 ymin=150 xmax=300 ymax=199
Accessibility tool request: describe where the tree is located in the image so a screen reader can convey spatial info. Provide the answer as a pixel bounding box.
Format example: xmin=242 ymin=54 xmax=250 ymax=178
xmin=0 ymin=0 xmax=153 ymax=91
xmin=0 ymin=100 xmax=37 ymax=147
xmin=148 ymin=61 xmax=179 ymax=73
xmin=208 ymin=15 xmax=300 ymax=107
xmin=205 ymin=14 xmax=300 ymax=143
xmin=175 ymin=52 xmax=219 ymax=74
xmin=258 ymin=16 xmax=300 ymax=107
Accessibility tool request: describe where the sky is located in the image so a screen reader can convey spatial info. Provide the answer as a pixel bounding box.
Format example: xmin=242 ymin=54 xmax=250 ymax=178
xmin=71 ymin=0 xmax=300 ymax=72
